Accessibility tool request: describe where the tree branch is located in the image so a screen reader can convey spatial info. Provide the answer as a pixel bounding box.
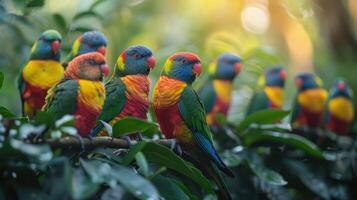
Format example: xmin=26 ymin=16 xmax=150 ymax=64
xmin=28 ymin=136 xmax=173 ymax=150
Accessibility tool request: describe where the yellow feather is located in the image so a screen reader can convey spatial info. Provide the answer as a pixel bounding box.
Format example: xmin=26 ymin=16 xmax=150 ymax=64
xmin=78 ymin=80 xmax=105 ymax=110
xmin=298 ymin=88 xmax=328 ymax=112
xmin=328 ymin=97 xmax=354 ymax=121
xmin=208 ymin=61 xmax=217 ymax=75
xmin=116 ymin=55 xmax=125 ymax=71
xmin=72 ymin=38 xmax=81 ymax=56
xmin=162 ymin=59 xmax=173 ymax=74
xmin=212 ymin=80 xmax=233 ymax=103
xmin=23 ymin=60 xmax=64 ymax=89
xmin=264 ymin=87 xmax=284 ymax=108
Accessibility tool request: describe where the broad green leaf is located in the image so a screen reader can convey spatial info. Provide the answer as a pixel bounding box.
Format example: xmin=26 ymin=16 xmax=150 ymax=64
xmin=112 ymin=117 xmax=159 ymax=137
xmin=245 ymin=154 xmax=287 ymax=186
xmin=244 ymin=130 xmax=324 ymax=159
xmin=237 ymin=109 xmax=290 ymax=132
xmin=142 ymin=142 xmax=214 ymax=193
xmin=71 ymin=168 xmax=99 ymax=199
xmin=111 ymin=164 xmax=159 ymax=200
xmin=284 ymin=159 xmax=331 ymax=200
xmin=71 ymin=27 xmax=93 ymax=33
xmin=26 ymin=0 xmax=45 ymax=7
xmin=101 ymin=185 xmax=126 ymax=200
xmin=122 ymin=141 xmax=147 ymax=165
xmin=52 ymin=14 xmax=67 ymax=30
xmin=135 ymin=152 xmax=149 ymax=177
xmin=73 ymin=11 xmax=103 ymax=21
xmin=33 ymin=111 xmax=55 ymax=127
xmin=0 ymin=106 xmax=16 ymax=118
xmin=0 ymin=71 xmax=3 ymax=89
xmin=90 ymin=0 xmax=107 ymax=10
xmin=152 ymin=176 xmax=190 ymax=200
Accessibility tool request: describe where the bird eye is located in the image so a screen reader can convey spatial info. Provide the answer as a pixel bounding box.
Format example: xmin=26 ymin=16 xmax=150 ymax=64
xmin=41 ymin=36 xmax=46 ymax=42
xmin=181 ymin=59 xmax=188 ymax=64
xmin=133 ymin=53 xmax=141 ymax=59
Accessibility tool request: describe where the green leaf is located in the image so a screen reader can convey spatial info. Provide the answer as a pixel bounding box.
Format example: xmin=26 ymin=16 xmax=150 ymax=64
xmin=237 ymin=109 xmax=290 ymax=132
xmin=33 ymin=111 xmax=55 ymax=127
xmin=71 ymin=26 xmax=93 ymax=33
xmin=122 ymin=141 xmax=147 ymax=165
xmin=244 ymin=130 xmax=324 ymax=159
xmin=73 ymin=11 xmax=103 ymax=21
xmin=10 ymin=139 xmax=53 ymax=162
xmin=90 ymin=0 xmax=107 ymax=10
xmin=142 ymin=142 xmax=214 ymax=193
xmin=26 ymin=0 xmax=45 ymax=8
xmin=112 ymin=117 xmax=159 ymax=137
xmin=0 ymin=106 xmax=16 ymax=118
xmin=52 ymin=14 xmax=67 ymax=30
xmin=0 ymin=71 xmax=3 ymax=89
xmin=135 ymin=152 xmax=149 ymax=177
xmin=81 ymin=159 xmax=159 ymax=200
xmin=101 ymin=185 xmax=126 ymax=200
xmin=245 ymin=152 xmax=287 ymax=186
xmin=152 ymin=176 xmax=190 ymax=200
xmin=71 ymin=168 xmax=99 ymax=199
xmin=284 ymin=159 xmax=331 ymax=200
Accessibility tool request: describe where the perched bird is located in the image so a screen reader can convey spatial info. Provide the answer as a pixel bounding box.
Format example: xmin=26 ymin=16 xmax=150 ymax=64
xmin=246 ymin=67 xmax=287 ymax=115
xmin=63 ymin=31 xmax=107 ymax=67
xmin=43 ymin=52 xmax=108 ymax=136
xmin=324 ymin=79 xmax=354 ymax=135
xmin=18 ymin=30 xmax=64 ymax=118
xmin=199 ymin=53 xmax=242 ymax=126
xmin=91 ymin=45 xmax=155 ymax=138
xmin=153 ymin=52 xmax=234 ymax=200
xmin=291 ymin=72 xmax=328 ymax=128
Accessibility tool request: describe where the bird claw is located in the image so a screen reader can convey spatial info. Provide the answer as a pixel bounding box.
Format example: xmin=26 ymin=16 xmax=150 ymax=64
xmin=113 ymin=148 xmax=128 ymax=156
xmin=122 ymin=136 xmax=133 ymax=147
xmin=169 ymin=139 xmax=182 ymax=156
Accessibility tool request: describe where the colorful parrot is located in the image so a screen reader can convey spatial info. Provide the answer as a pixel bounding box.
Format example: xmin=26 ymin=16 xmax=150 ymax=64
xmin=246 ymin=67 xmax=287 ymax=115
xmin=91 ymin=45 xmax=155 ymax=138
xmin=199 ymin=53 xmax=242 ymax=126
xmin=18 ymin=30 xmax=64 ymax=118
xmin=153 ymin=52 xmax=234 ymax=200
xmin=43 ymin=52 xmax=109 ymax=136
xmin=62 ymin=31 xmax=107 ymax=67
xmin=324 ymin=79 xmax=354 ymax=135
xmin=291 ymin=72 xmax=328 ymax=128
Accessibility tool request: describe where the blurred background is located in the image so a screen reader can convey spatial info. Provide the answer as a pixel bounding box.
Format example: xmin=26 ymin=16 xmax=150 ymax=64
xmin=1 ymin=0 xmax=357 ymax=127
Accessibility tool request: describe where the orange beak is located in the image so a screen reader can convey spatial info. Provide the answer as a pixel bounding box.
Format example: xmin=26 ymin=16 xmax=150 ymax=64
xmin=193 ymin=63 xmax=202 ymax=77
xmin=96 ymin=46 xmax=106 ymax=55
xmin=234 ymin=63 xmax=242 ymax=74
xmin=51 ymin=40 xmax=60 ymax=53
xmin=101 ymin=64 xmax=109 ymax=77
xmin=295 ymin=78 xmax=303 ymax=88
xmin=147 ymin=56 xmax=156 ymax=69
xmin=279 ymin=70 xmax=287 ymax=80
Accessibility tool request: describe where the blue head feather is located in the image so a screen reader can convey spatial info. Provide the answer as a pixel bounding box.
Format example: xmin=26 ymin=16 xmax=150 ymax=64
xmin=165 ymin=52 xmax=201 ymax=84
xmin=117 ymin=45 xmax=154 ymax=76
xmin=214 ymin=53 xmax=242 ymax=81
xmin=30 ymin=30 xmax=62 ymax=61
xmin=330 ymin=79 xmax=352 ymax=99
xmin=77 ymin=31 xmax=107 ymax=56
xmin=265 ymin=66 xmax=286 ymax=87
xmin=295 ymin=72 xmax=321 ymax=91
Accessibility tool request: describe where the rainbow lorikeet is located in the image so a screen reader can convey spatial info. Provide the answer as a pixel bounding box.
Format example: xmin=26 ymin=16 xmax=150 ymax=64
xmin=18 ymin=30 xmax=64 ymax=118
xmin=246 ymin=67 xmax=287 ymax=115
xmin=199 ymin=53 xmax=242 ymax=126
xmin=63 ymin=31 xmax=107 ymax=67
xmin=91 ymin=45 xmax=155 ymax=138
xmin=43 ymin=52 xmax=109 ymax=136
xmin=324 ymin=79 xmax=354 ymax=135
xmin=291 ymin=72 xmax=328 ymax=128
xmin=153 ymin=52 xmax=234 ymax=200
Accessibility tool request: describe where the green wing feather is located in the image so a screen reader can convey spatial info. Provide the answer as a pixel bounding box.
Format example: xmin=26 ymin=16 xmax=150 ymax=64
xmin=198 ymin=82 xmax=217 ymax=113
xmin=91 ymin=77 xmax=126 ymax=135
xmin=178 ymin=86 xmax=212 ymax=140
xmin=178 ymin=86 xmax=233 ymax=177
xmin=246 ymin=90 xmax=269 ymax=116
xmin=290 ymin=95 xmax=301 ymax=123
xmin=17 ymin=66 xmax=26 ymax=115
xmin=42 ymin=79 xmax=79 ymax=119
